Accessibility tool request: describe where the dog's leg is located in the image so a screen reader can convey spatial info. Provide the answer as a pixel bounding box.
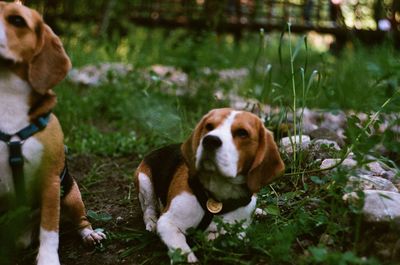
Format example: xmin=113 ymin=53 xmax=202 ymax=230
xmin=36 ymin=176 xmax=61 ymax=265
xmin=134 ymin=162 xmax=159 ymax=232
xmin=137 ymin=171 xmax=158 ymax=232
xmin=157 ymin=192 xmax=204 ymax=263
xmin=61 ymin=179 xmax=106 ymax=245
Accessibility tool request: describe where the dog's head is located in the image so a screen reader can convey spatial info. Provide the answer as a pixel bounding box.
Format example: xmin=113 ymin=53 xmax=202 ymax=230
xmin=182 ymin=108 xmax=285 ymax=193
xmin=0 ymin=1 xmax=71 ymax=94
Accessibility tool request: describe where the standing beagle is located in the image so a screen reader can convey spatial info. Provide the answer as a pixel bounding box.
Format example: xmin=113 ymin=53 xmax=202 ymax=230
xmin=0 ymin=2 xmax=105 ymax=264
xmin=135 ymin=108 xmax=285 ymax=262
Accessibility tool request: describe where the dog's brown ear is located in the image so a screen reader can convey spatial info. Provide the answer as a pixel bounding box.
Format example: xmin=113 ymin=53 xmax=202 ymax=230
xmin=28 ymin=25 xmax=71 ymax=94
xmin=247 ymin=127 xmax=285 ymax=193
xmin=181 ymin=114 xmax=209 ymax=174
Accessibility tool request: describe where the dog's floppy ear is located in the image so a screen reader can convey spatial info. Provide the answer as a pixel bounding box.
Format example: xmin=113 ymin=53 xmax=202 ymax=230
xmin=181 ymin=114 xmax=209 ymax=174
xmin=28 ymin=24 xmax=71 ymax=94
xmin=247 ymin=126 xmax=285 ymax=193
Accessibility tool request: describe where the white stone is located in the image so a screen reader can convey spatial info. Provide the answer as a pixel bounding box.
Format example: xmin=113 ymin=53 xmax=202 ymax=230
xmin=320 ymin=158 xmax=357 ymax=172
xmin=298 ymin=108 xmax=318 ymax=134
xmin=68 ymin=63 xmax=133 ymax=86
xmin=280 ymin=135 xmax=311 ymax=149
xmin=362 ymin=190 xmax=400 ymax=223
xmin=312 ymin=139 xmax=341 ymax=151
xmin=321 ymin=111 xmax=346 ymax=131
xmin=365 ymin=161 xmax=386 ymax=176
xmin=348 ymin=175 xmax=398 ymax=192
xmin=254 ymin=208 xmax=267 ymax=217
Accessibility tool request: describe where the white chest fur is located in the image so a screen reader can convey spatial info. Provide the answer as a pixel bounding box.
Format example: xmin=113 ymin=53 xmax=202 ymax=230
xmin=0 ymin=71 xmax=44 ymax=196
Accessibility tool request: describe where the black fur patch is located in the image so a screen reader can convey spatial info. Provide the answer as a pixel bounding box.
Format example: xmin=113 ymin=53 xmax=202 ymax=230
xmin=143 ymin=143 xmax=183 ymax=206
xmin=60 ymin=164 xmax=73 ymax=198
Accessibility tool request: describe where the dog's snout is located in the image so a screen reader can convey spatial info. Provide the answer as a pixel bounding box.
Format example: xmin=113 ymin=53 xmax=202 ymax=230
xmin=202 ymin=135 xmax=222 ymax=150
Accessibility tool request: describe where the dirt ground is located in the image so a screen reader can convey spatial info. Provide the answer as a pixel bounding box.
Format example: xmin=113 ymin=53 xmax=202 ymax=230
xmin=19 ymin=154 xmax=166 ymax=265
xmin=60 ymin=154 xmax=141 ymax=265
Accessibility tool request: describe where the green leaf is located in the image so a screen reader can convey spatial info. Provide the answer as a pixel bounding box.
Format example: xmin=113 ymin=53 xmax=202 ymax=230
xmin=309 ymin=246 xmax=328 ymax=262
xmin=168 ymin=249 xmax=187 ymax=264
xmin=310 ymin=176 xmax=326 ymax=185
xmin=87 ymin=210 xmax=112 ymax=222
xmin=292 ymin=35 xmax=307 ymax=62
xmin=265 ymin=205 xmax=280 ymax=216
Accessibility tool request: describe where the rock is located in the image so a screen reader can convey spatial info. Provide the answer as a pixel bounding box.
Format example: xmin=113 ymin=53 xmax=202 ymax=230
xmin=309 ymin=127 xmax=345 ymax=147
xmin=68 ymin=63 xmax=133 ymax=86
xmin=361 ymin=161 xmax=399 ymax=182
xmin=362 ymin=190 xmax=400 ymax=223
xmin=321 ymin=111 xmax=346 ymax=131
xmin=320 ymin=158 xmax=357 ymax=172
xmin=254 ymin=208 xmax=267 ymax=217
xmin=365 ymin=161 xmax=387 ymax=176
xmin=218 ymin=68 xmax=249 ymax=81
xmin=150 ymin=64 xmax=188 ymax=87
xmin=280 ymin=135 xmax=311 ymax=154
xmin=299 ymin=108 xmax=318 ymax=134
xmin=382 ymin=170 xmax=397 ymax=181
xmin=347 ymin=175 xmax=398 ymax=192
xmin=308 ymin=139 xmax=341 ymax=160
xmin=281 ymin=136 xmax=343 ymax=162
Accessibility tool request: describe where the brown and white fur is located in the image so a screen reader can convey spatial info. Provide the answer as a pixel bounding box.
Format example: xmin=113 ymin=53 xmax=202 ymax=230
xmin=0 ymin=2 xmax=105 ymax=264
xmin=134 ymin=108 xmax=285 ymax=263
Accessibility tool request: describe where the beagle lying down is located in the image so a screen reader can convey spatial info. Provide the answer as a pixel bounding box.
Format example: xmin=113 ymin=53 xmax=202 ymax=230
xmin=135 ymin=108 xmax=285 ymax=262
xmin=0 ymin=2 xmax=105 ymax=264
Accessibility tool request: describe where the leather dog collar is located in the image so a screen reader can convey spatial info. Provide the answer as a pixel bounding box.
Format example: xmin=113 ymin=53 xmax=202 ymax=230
xmin=188 ymin=176 xmax=253 ymax=230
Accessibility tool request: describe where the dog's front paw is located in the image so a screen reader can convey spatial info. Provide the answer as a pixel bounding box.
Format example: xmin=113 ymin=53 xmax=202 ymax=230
xmin=143 ymin=212 xmax=158 ymax=233
xmin=36 ymin=251 xmax=60 ymax=265
xmin=187 ymin=252 xmax=199 ymax=263
xmin=80 ymin=227 xmax=107 ymax=246
xmin=145 ymin=219 xmax=157 ymax=232
xmin=207 ymin=231 xmax=219 ymax=241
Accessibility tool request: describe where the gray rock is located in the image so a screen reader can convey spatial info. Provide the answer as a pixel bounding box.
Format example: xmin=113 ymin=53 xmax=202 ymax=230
xmin=362 ymin=190 xmax=400 ymax=223
xmin=321 ymin=111 xmax=346 ymax=131
xmin=365 ymin=161 xmax=389 ymax=176
xmin=308 ymin=139 xmax=341 ymax=160
xmin=309 ymin=127 xmax=345 ymax=147
xmin=299 ymin=108 xmax=318 ymax=134
xmin=68 ymin=63 xmax=133 ymax=86
xmin=150 ymin=64 xmax=188 ymax=86
xmin=218 ymin=68 xmax=249 ymax=81
xmin=361 ymin=161 xmax=399 ymax=182
xmin=320 ymin=158 xmax=357 ymax=172
xmin=347 ymin=175 xmax=398 ymax=192
xmin=313 ymin=139 xmax=341 ymax=151
xmin=280 ymin=135 xmax=311 ymax=154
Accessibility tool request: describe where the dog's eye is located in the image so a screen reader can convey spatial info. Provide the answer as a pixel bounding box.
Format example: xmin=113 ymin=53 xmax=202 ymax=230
xmin=205 ymin=123 xmax=214 ymax=131
xmin=234 ymin=129 xmax=249 ymax=138
xmin=7 ymin=15 xmax=27 ymax=28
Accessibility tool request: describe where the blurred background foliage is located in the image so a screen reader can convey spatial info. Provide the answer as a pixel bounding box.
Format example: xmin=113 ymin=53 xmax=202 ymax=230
xmin=25 ymin=0 xmax=399 ymax=36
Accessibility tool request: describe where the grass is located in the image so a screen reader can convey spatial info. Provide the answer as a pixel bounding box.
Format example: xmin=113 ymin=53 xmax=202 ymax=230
xmin=2 ymin=24 xmax=400 ymax=264
xmin=57 ymin=25 xmax=400 ymax=155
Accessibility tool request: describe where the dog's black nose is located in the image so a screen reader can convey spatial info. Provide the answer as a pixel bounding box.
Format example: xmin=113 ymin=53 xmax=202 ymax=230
xmin=202 ymin=135 xmax=222 ymax=150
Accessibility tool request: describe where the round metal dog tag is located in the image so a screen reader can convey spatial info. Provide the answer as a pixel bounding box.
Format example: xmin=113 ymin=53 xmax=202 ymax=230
xmin=206 ymin=198 xmax=223 ymax=213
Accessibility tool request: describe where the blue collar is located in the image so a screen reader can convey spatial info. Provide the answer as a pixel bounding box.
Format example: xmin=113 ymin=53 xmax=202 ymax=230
xmin=0 ymin=113 xmax=51 ymax=143
xmin=0 ymin=112 xmax=51 ymax=206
